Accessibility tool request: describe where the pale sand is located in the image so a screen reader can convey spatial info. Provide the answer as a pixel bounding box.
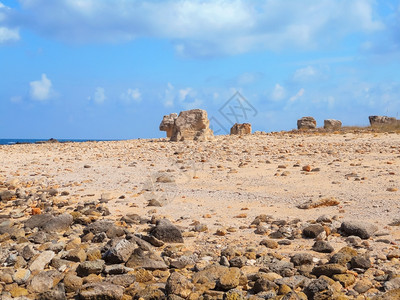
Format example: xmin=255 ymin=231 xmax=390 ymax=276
xmin=1 ymin=132 xmax=399 ymax=255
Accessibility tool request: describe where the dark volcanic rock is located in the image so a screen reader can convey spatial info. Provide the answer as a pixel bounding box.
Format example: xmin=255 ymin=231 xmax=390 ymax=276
xmin=303 ymin=224 xmax=325 ymax=238
xmin=150 ymin=219 xmax=183 ymax=243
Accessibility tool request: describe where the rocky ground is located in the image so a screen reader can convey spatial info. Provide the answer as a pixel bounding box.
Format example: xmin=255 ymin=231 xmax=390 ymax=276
xmin=0 ymin=131 xmax=399 ymax=299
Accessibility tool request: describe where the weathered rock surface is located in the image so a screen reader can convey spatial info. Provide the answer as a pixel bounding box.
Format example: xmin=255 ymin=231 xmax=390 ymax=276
xmin=340 ymin=220 xmax=378 ymax=239
xmin=170 ymin=109 xmax=214 ymax=141
xmin=230 ymin=123 xmax=252 ymax=135
xmin=369 ymin=115 xmax=398 ymax=126
xmin=159 ymin=113 xmax=178 ymax=138
xmin=297 ymin=117 xmax=316 ymax=129
xmin=324 ymin=119 xmax=342 ymax=130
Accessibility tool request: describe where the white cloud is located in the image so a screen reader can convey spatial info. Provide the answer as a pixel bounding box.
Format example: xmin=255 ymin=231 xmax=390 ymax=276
xmin=0 ymin=3 xmax=20 ymax=43
xmin=289 ymin=88 xmax=305 ymax=102
xmin=293 ymin=66 xmax=317 ymax=81
xmin=271 ymin=84 xmax=286 ymax=101
xmin=11 ymin=0 xmax=385 ymax=57
xmin=89 ymin=87 xmax=106 ymax=104
xmin=120 ymin=88 xmax=141 ymax=103
xmin=29 ymin=74 xmax=52 ymax=101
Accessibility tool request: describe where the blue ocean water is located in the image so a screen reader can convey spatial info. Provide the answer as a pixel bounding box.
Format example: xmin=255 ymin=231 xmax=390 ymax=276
xmin=0 ymin=139 xmax=112 ymax=145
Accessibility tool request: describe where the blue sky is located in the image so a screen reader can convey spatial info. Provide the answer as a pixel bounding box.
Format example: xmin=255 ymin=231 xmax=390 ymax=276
xmin=1 ymin=0 xmax=400 ymax=139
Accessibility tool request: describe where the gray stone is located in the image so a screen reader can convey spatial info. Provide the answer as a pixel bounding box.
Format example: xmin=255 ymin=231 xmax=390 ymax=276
xmin=150 ymin=219 xmax=183 ymax=243
xmin=28 ymin=270 xmax=62 ymax=294
xmin=340 ymin=221 xmax=378 ymax=239
xmin=351 ymin=255 xmax=371 ymax=269
xmin=312 ymin=240 xmax=334 ymax=253
xmin=103 ymin=239 xmax=136 ymax=264
xmin=29 ymin=251 xmax=55 ymax=272
xmin=76 ymin=260 xmax=105 ymax=277
xmin=297 ymin=117 xmax=316 ymax=130
xmin=324 ymin=119 xmax=342 ymax=130
xmin=38 ymin=283 xmax=66 ymax=300
xmin=126 ymin=248 xmax=168 ymax=270
xmin=42 ymin=214 xmax=73 ymax=232
xmin=291 ymin=253 xmax=314 ymax=266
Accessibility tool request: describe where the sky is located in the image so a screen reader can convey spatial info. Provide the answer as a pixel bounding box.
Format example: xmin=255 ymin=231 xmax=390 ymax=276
xmin=1 ymin=0 xmax=400 ymax=139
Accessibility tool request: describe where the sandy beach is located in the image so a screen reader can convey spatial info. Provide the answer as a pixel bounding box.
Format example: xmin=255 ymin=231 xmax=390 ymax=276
xmin=0 ymin=131 xmax=400 ymax=299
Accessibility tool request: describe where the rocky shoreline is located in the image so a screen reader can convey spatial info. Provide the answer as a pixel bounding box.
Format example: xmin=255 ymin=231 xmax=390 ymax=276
xmin=0 ymin=132 xmax=399 ymax=299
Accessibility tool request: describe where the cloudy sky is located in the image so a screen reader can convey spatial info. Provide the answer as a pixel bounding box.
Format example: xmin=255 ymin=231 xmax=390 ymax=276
xmin=1 ymin=0 xmax=400 ymax=139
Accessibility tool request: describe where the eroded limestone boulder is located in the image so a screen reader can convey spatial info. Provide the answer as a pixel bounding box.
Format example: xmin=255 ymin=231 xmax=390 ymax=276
xmin=170 ymin=109 xmax=213 ymax=141
xmin=230 ymin=123 xmax=251 ymax=135
xmin=324 ymin=119 xmax=342 ymax=130
xmin=369 ymin=116 xmax=398 ymax=126
xmin=297 ymin=117 xmax=316 ymax=130
xmin=159 ymin=113 xmax=178 ymax=138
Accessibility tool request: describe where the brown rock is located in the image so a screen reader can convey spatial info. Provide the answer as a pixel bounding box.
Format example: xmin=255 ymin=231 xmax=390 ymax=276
xmin=230 ymin=123 xmax=252 ymax=135
xmin=297 ymin=117 xmax=316 ymax=130
xmin=170 ymin=109 xmax=214 ymax=141
xmin=160 ymin=113 xmax=178 ymax=138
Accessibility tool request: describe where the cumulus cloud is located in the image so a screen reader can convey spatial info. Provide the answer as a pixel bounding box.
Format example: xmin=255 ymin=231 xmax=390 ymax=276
xmin=11 ymin=0 xmax=384 ymax=57
xmin=289 ymin=88 xmax=305 ymax=102
xmin=120 ymin=88 xmax=141 ymax=103
xmin=271 ymin=84 xmax=286 ymax=101
xmin=29 ymin=73 xmax=52 ymax=101
xmin=0 ymin=2 xmax=20 ymax=43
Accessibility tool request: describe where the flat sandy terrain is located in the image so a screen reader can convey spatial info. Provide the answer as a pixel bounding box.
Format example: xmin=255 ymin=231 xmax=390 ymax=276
xmin=1 ymin=131 xmax=400 ymax=299
xmin=1 ymin=132 xmax=400 ymax=251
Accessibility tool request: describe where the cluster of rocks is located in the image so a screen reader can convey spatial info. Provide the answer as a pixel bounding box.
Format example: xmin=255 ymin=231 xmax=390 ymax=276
xmin=297 ymin=117 xmax=342 ymax=131
xmin=1 ymin=179 xmax=400 ymax=300
xmin=160 ymin=109 xmax=214 ymax=141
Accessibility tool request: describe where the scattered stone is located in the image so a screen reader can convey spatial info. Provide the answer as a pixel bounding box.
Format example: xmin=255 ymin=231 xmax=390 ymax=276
xmin=312 ymin=240 xmax=334 ymax=253
xmin=166 ymin=272 xmax=194 ymax=298
xmin=340 ymin=221 xmax=378 ymax=239
xmin=303 ymin=224 xmax=325 ymax=238
xmin=150 ymin=219 xmax=183 ymax=243
xmin=79 ymin=282 xmax=124 ymax=300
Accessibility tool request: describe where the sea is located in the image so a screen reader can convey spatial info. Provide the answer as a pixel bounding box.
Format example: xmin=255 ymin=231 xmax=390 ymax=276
xmin=0 ymin=139 xmax=113 ymax=145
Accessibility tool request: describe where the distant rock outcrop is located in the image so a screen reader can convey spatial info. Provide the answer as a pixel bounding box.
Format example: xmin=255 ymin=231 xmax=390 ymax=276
xmin=369 ymin=116 xmax=398 ymax=126
xmin=166 ymin=109 xmax=213 ymax=141
xmin=297 ymin=117 xmax=316 ymax=130
xmin=324 ymin=119 xmax=342 ymax=130
xmin=159 ymin=113 xmax=178 ymax=138
xmin=230 ymin=123 xmax=251 ymax=135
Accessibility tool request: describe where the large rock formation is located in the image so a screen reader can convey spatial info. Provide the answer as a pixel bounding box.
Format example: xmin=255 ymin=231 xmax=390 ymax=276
xmin=159 ymin=113 xmax=178 ymax=138
xmin=297 ymin=117 xmax=316 ymax=130
xmin=170 ymin=109 xmax=214 ymax=141
xmin=324 ymin=119 xmax=342 ymax=130
xmin=369 ymin=116 xmax=398 ymax=126
xmin=230 ymin=123 xmax=251 ymax=135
